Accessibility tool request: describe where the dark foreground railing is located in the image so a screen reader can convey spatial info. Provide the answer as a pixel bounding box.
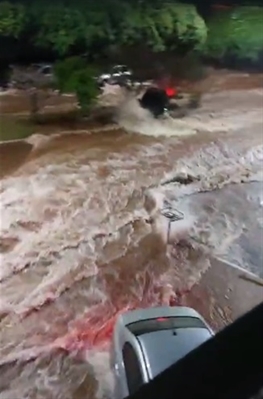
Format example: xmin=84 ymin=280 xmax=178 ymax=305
xmin=126 ymin=302 xmax=263 ymax=399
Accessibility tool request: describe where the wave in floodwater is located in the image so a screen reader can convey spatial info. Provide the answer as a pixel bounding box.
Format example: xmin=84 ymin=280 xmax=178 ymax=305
xmin=0 ymin=89 xmax=263 ymax=399
xmin=116 ymin=95 xmax=196 ymax=137
xmin=116 ymin=89 xmax=263 ymax=137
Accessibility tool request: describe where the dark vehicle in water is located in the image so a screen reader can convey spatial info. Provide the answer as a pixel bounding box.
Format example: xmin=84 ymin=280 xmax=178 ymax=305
xmin=139 ymin=87 xmax=170 ymax=118
xmin=139 ymin=86 xmax=201 ymax=119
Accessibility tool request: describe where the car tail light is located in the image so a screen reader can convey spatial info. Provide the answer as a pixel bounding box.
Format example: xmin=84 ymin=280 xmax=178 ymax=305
xmin=156 ymin=317 xmax=167 ymax=322
xmin=165 ymin=87 xmax=177 ymax=97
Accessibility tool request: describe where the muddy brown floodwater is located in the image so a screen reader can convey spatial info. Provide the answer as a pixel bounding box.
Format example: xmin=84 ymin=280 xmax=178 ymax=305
xmin=0 ymin=69 xmax=263 ymax=399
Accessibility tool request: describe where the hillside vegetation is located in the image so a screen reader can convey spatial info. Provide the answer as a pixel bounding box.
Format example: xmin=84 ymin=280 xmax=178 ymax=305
xmin=0 ymin=1 xmax=262 ymax=68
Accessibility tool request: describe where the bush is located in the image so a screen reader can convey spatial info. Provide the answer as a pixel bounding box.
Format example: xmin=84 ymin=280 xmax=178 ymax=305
xmin=54 ymin=56 xmax=86 ymax=91
xmin=54 ymin=57 xmax=99 ymax=115
xmin=117 ymin=3 xmax=207 ymax=53
xmin=154 ymin=4 xmax=207 ymax=52
xmin=205 ymin=6 xmax=263 ymax=65
xmin=0 ymin=0 xmax=207 ymax=61
xmin=0 ymin=2 xmax=27 ymax=37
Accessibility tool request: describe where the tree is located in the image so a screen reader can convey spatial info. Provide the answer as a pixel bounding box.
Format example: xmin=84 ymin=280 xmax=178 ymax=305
xmin=151 ymin=4 xmax=207 ymax=52
xmin=205 ymin=6 xmax=263 ymax=64
xmin=0 ymin=2 xmax=27 ymax=37
xmin=54 ymin=57 xmax=99 ymax=115
xmin=0 ymin=0 xmax=208 ymax=61
xmin=116 ymin=3 xmax=207 ymax=53
xmin=32 ymin=4 xmax=86 ymax=56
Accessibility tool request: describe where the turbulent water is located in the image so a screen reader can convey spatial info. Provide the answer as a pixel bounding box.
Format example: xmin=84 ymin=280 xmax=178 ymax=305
xmin=0 ymin=85 xmax=263 ymax=398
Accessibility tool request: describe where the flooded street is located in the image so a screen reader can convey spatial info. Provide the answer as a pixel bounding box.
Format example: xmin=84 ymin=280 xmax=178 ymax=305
xmin=0 ymin=70 xmax=263 ymax=398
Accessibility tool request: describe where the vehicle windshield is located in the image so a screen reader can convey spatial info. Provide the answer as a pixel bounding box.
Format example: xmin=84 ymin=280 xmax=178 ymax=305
xmin=127 ymin=316 xmax=206 ymax=336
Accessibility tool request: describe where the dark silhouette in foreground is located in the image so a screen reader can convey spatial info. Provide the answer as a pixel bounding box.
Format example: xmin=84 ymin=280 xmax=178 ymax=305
xmin=126 ymin=303 xmax=263 ymax=399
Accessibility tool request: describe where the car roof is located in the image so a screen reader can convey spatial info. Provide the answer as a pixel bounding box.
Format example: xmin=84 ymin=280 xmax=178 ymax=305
xmin=113 ymin=64 xmax=127 ymax=68
xmin=116 ymin=306 xmax=205 ymax=328
xmin=137 ymin=327 xmax=212 ymax=379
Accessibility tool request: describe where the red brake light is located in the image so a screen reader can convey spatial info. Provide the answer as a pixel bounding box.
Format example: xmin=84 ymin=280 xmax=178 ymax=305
xmin=165 ymin=87 xmax=177 ymax=97
xmin=157 ymin=317 xmax=167 ymax=322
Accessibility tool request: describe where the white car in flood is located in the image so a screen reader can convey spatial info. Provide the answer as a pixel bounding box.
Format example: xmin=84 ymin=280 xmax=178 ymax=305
xmin=111 ymin=306 xmax=214 ymax=399
xmin=97 ymin=65 xmax=133 ymax=86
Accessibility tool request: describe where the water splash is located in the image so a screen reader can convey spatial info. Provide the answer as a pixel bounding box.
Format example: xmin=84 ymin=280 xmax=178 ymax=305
xmin=1 ymin=87 xmax=263 ymax=398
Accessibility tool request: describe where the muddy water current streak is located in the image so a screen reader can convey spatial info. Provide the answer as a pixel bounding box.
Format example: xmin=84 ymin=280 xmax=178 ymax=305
xmin=0 ymin=87 xmax=263 ymax=398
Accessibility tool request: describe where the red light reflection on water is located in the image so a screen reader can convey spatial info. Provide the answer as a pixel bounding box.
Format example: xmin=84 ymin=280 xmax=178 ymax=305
xmin=53 ymin=286 xmax=189 ymax=353
xmin=53 ymin=304 xmax=130 ymax=352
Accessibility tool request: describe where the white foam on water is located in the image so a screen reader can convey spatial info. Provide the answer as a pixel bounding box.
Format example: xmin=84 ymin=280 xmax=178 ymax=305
xmin=0 ymin=138 xmax=262 ymax=321
xmin=117 ymin=89 xmax=263 ymax=138
xmin=84 ymin=350 xmax=114 ymax=399
xmin=117 ymin=96 xmax=196 ymax=137
xmin=1 ymin=87 xmax=263 ymax=398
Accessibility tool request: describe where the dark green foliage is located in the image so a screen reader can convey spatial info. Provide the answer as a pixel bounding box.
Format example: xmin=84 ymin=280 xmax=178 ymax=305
xmin=73 ymin=69 xmax=99 ymax=114
xmin=54 ymin=57 xmax=86 ymax=91
xmin=205 ymin=6 xmax=263 ymax=63
xmin=1 ymin=0 xmax=262 ymax=68
xmin=54 ymin=57 xmax=99 ymax=114
xmin=116 ymin=3 xmax=207 ymax=52
xmin=0 ymin=0 xmax=207 ymax=59
xmin=0 ymin=2 xmax=27 ymax=37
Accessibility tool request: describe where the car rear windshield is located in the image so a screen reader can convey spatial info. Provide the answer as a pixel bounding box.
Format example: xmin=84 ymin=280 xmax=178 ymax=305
xmin=127 ymin=316 xmax=206 ymax=336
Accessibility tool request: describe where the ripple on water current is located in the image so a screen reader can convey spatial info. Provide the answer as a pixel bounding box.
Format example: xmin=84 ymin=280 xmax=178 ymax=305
xmin=0 ymin=88 xmax=263 ymax=399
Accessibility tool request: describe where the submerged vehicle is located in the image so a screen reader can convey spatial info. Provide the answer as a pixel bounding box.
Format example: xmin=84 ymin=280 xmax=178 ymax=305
xmin=139 ymin=86 xmax=201 ymax=119
xmin=111 ymin=306 xmax=214 ymax=399
xmin=139 ymin=87 xmax=170 ymax=118
xmin=97 ymin=64 xmax=133 ymax=87
xmin=31 ymin=63 xmax=53 ymax=76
